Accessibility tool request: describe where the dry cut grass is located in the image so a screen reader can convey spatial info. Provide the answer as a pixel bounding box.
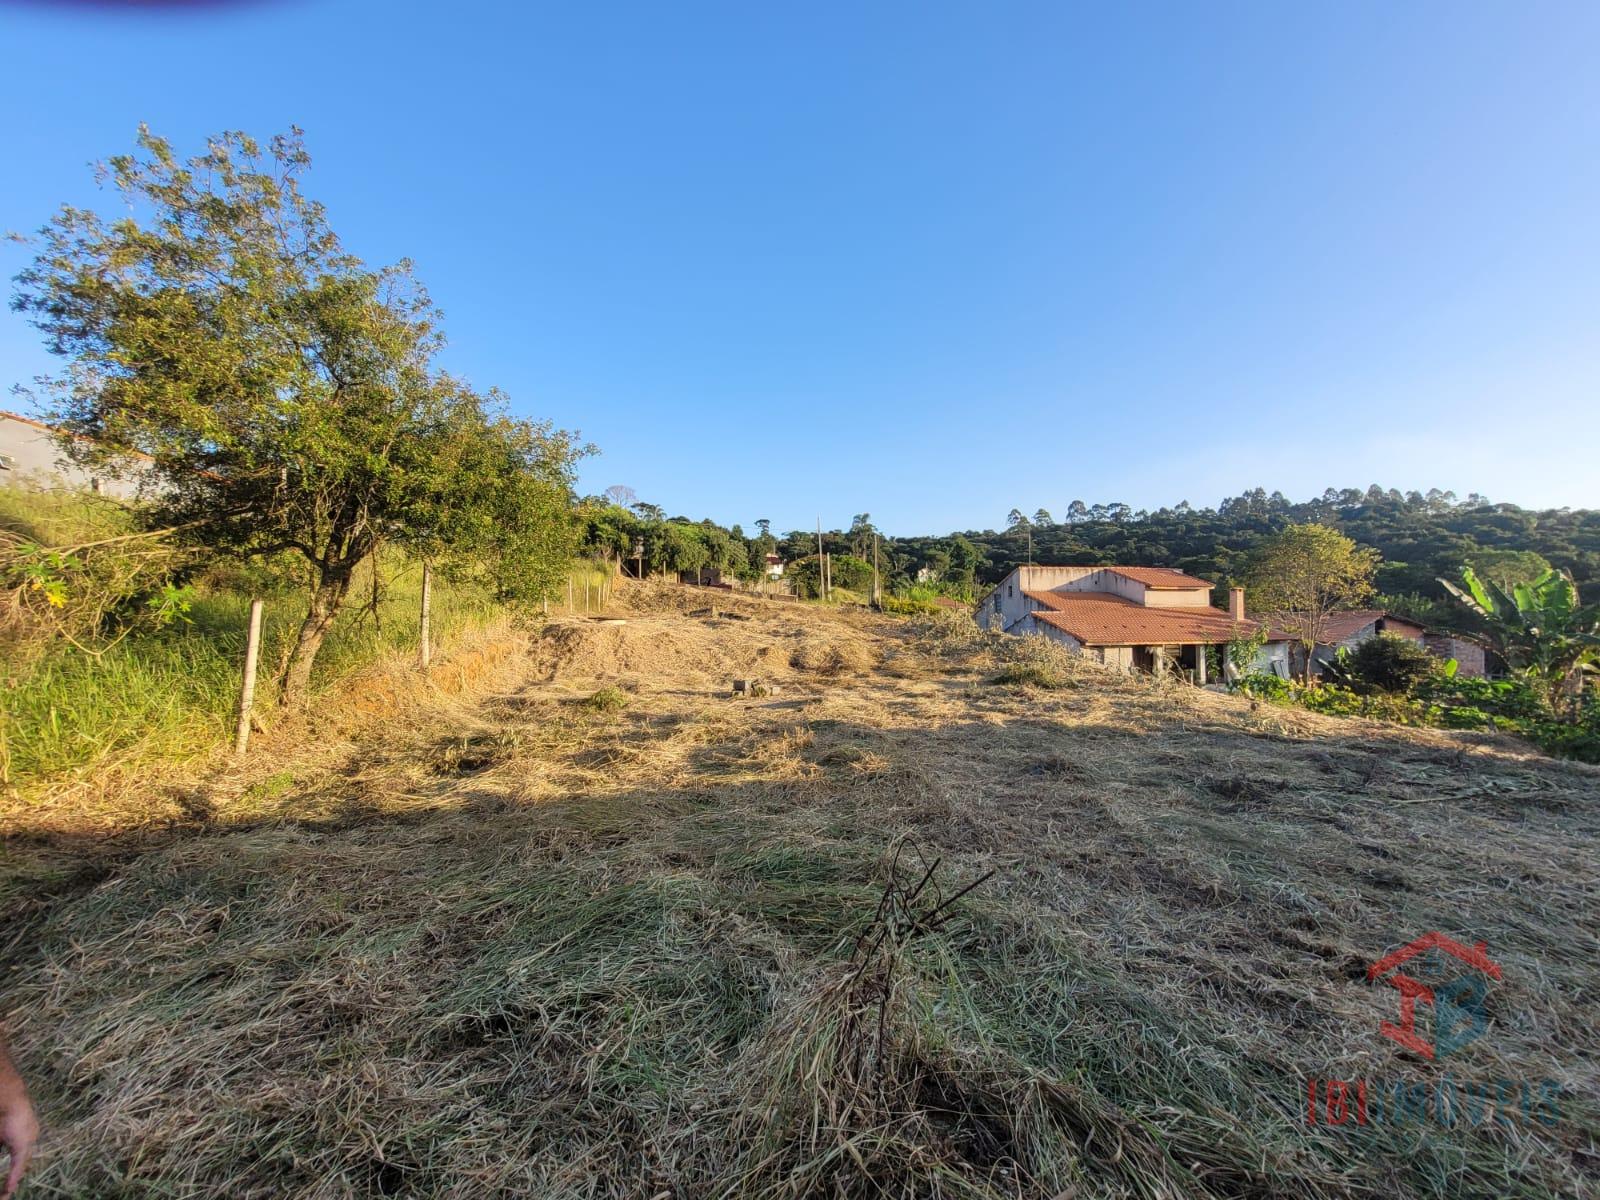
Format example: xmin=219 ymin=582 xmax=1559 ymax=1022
xmin=3 ymin=586 xmax=1598 ymax=1198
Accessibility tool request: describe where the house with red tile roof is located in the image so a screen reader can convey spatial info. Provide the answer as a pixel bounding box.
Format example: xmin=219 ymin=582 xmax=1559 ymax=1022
xmin=1272 ymin=608 xmax=1485 ymax=679
xmin=975 ymin=565 xmax=1293 ymax=680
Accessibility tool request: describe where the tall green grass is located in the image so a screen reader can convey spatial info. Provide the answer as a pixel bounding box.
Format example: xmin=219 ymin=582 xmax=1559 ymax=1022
xmin=1 ymin=551 xmax=496 ymax=791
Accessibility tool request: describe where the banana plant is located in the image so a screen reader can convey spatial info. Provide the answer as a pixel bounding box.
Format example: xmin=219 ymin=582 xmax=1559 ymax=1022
xmin=1439 ymin=567 xmax=1600 ymax=717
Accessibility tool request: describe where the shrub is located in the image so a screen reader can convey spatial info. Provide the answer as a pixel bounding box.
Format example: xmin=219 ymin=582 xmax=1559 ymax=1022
xmin=881 ymin=595 xmax=942 ymax=616
xmin=1334 ymin=634 xmax=1440 ymax=695
xmin=1234 ymin=672 xmax=1291 ymax=701
xmin=584 ymin=686 xmax=630 ymax=713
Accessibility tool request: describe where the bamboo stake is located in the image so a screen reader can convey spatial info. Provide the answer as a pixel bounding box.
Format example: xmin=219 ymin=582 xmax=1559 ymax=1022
xmin=234 ymin=599 xmax=264 ymax=758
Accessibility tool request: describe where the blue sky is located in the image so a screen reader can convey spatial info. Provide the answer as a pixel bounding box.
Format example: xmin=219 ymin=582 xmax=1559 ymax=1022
xmin=2 ymin=1 xmax=1597 ymax=534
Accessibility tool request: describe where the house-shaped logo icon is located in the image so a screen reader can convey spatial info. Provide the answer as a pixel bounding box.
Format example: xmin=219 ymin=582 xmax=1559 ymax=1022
xmin=1368 ymin=932 xmax=1502 ymax=1060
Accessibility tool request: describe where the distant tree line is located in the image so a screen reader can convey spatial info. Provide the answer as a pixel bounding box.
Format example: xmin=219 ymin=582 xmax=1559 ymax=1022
xmin=593 ymin=487 xmax=1598 ymax=625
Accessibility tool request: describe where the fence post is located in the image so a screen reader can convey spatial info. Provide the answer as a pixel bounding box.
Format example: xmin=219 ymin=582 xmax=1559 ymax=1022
xmin=234 ymin=598 xmax=264 ymax=758
xmin=419 ymin=561 xmax=433 ymax=669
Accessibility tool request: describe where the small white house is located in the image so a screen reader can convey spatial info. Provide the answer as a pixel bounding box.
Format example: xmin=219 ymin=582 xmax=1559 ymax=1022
xmin=1 ymin=410 xmax=154 ymax=501
xmin=975 ymin=564 xmax=1292 ymax=680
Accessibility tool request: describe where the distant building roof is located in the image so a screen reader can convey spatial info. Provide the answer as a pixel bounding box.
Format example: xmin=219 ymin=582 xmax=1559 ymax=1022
xmin=931 ymin=596 xmax=969 ymax=611
xmin=1305 ymin=609 xmax=1427 ymax=644
xmin=1024 ymin=591 xmax=1290 ymax=647
xmin=1098 ymin=565 xmax=1214 ymax=589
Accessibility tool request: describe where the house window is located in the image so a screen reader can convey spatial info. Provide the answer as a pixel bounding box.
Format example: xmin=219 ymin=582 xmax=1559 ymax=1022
xmin=1007 ymin=584 xmax=1014 ymax=597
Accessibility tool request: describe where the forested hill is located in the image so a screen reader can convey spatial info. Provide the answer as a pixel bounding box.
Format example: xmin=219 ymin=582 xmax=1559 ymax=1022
xmin=893 ymin=487 xmax=1598 ymax=613
xmin=589 ymin=486 xmax=1597 ymax=630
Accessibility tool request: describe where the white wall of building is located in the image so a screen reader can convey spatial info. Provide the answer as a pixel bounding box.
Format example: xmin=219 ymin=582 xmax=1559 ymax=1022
xmin=1141 ymin=586 xmax=1211 ymax=609
xmin=1 ymin=413 xmax=152 ymax=502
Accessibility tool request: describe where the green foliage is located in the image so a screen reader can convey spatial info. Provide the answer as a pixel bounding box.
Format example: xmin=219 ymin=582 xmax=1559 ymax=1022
xmin=584 ymin=686 xmax=630 ymax=713
xmin=880 ymin=595 xmax=942 ymax=616
xmin=1 ymin=553 xmax=498 ymax=790
xmin=1244 ymin=524 xmax=1379 ymax=677
xmin=1224 ymin=622 xmax=1269 ymax=676
xmin=12 ymin=127 xmax=583 ymax=704
xmin=1332 ymin=633 xmax=1441 ymax=695
xmin=1236 ymin=668 xmax=1599 ymax=763
xmin=787 ymin=554 xmax=872 ymax=599
xmin=1440 ymin=567 xmax=1600 ymax=714
xmin=1 ymin=486 xmax=193 ymax=669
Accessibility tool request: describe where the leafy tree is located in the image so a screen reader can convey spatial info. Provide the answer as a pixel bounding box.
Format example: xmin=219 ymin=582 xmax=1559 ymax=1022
xmin=1033 ymin=509 xmax=1054 ymax=527
xmin=947 ymin=534 xmax=982 ymax=588
xmin=849 ymin=513 xmax=877 ymax=560
xmin=1440 ymin=567 xmax=1600 ymax=715
xmin=12 ymin=127 xmax=583 ymax=705
xmin=1006 ymin=509 xmax=1030 ymax=529
xmin=1245 ymin=524 xmax=1379 ymax=682
xmin=1065 ymin=500 xmax=1088 ymax=524
xmin=789 ymin=553 xmax=872 ymax=598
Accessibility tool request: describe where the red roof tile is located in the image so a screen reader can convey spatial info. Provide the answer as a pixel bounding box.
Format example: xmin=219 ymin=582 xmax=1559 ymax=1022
xmin=1292 ymin=609 xmax=1426 ymax=644
xmin=1024 ymin=592 xmax=1287 ymax=646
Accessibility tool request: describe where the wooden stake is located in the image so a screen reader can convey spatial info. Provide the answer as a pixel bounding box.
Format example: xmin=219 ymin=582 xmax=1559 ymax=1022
xmin=816 ymin=518 xmax=825 ymax=602
xmin=873 ymin=532 xmax=881 ymax=608
xmin=234 ymin=598 xmax=264 ymax=758
xmin=419 ymin=561 xmax=433 ymax=669
xmin=568 ymin=576 xmax=574 ymax=612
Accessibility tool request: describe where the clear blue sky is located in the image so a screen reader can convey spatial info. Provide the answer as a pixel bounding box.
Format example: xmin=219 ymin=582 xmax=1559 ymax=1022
xmin=2 ymin=1 xmax=1597 ymax=534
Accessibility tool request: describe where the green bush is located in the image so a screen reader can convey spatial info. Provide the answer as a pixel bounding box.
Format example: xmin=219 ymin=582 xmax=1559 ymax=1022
xmin=1235 ymin=672 xmax=1292 ymax=701
xmin=1334 ymin=634 xmax=1440 ymax=695
xmin=584 ymin=686 xmax=630 ymax=713
xmin=881 ymin=595 xmax=942 ymax=616
xmin=1235 ymin=666 xmax=1600 ymax=764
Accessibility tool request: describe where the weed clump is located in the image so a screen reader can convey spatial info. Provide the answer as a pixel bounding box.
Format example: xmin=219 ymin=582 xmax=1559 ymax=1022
xmin=992 ymin=662 xmax=1070 ymax=689
xmin=584 ymin=686 xmax=630 ymax=713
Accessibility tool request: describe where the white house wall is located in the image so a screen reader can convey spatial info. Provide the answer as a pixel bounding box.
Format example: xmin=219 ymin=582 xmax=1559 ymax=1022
xmin=0 ymin=414 xmax=151 ymax=502
xmin=1059 ymin=568 xmax=1145 ymax=604
xmin=1141 ymin=586 xmax=1211 ymax=609
xmin=977 ymin=565 xmax=1098 ymax=632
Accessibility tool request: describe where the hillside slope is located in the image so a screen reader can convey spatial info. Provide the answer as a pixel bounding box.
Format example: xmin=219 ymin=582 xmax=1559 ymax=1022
xmin=3 ymin=589 xmax=1597 ymax=1198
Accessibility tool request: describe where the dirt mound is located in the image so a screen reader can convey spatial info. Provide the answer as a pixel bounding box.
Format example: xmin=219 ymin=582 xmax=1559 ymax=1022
xmin=529 ymin=615 xmax=782 ymax=685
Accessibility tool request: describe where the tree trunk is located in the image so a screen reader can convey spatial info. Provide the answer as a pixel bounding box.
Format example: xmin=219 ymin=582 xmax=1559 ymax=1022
xmin=278 ymin=564 xmax=355 ymax=707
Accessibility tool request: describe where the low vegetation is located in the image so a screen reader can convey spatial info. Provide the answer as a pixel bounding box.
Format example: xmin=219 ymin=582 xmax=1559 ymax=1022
xmin=4 ymin=593 xmax=1595 ymax=1198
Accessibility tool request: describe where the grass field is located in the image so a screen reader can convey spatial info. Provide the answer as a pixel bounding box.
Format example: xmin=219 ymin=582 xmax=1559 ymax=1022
xmin=2 ymin=484 xmax=617 ymax=795
xmin=2 ymin=584 xmax=1597 ymax=1198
